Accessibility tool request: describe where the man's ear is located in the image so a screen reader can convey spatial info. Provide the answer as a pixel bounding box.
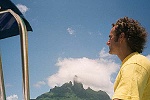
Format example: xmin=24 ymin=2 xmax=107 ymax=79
xmin=119 ymin=32 xmax=125 ymax=43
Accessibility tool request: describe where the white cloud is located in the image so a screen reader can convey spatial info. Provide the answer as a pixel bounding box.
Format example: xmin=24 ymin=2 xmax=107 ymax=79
xmin=146 ymin=55 xmax=150 ymax=60
xmin=99 ymin=48 xmax=112 ymax=58
xmin=33 ymin=81 xmax=46 ymax=88
xmin=67 ymin=27 xmax=75 ymax=35
xmin=16 ymin=4 xmax=29 ymax=14
xmin=7 ymin=94 xmax=18 ymax=100
xmin=47 ymin=48 xmax=119 ymax=97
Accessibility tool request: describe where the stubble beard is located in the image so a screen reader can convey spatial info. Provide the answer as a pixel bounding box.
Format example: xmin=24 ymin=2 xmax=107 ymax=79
xmin=108 ymin=47 xmax=113 ymax=54
xmin=109 ymin=46 xmax=116 ymax=55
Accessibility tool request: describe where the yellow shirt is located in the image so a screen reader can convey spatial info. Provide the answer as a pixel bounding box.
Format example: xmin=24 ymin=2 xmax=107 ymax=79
xmin=112 ymin=52 xmax=150 ymax=100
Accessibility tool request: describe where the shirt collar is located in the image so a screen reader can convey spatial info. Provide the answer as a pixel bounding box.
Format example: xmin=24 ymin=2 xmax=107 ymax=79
xmin=122 ymin=52 xmax=139 ymax=65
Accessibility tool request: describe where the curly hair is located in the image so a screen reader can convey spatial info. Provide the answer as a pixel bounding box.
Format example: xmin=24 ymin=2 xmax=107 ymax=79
xmin=112 ymin=17 xmax=147 ymax=53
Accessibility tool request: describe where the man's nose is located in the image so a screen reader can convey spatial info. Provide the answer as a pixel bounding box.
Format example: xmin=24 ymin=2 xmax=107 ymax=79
xmin=106 ymin=40 xmax=110 ymax=46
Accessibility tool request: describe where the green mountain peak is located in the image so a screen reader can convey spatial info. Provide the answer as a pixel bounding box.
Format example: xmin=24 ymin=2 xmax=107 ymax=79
xmin=36 ymin=81 xmax=110 ymax=100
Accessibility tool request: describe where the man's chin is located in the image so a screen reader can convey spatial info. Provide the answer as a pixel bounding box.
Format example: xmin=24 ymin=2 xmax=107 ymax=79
xmin=109 ymin=51 xmax=117 ymax=55
xmin=108 ymin=48 xmax=114 ymax=54
xmin=109 ymin=50 xmax=114 ymax=55
xmin=109 ymin=50 xmax=112 ymax=54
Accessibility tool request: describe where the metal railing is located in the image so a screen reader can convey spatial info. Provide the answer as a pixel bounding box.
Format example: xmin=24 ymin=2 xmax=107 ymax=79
xmin=0 ymin=9 xmax=30 ymax=100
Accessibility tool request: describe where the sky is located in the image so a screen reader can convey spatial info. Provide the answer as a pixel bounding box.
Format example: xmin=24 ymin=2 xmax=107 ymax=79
xmin=0 ymin=0 xmax=150 ymax=100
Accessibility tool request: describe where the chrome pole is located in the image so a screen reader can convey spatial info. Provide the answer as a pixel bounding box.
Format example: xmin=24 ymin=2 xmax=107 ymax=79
xmin=0 ymin=55 xmax=6 ymax=100
xmin=19 ymin=18 xmax=30 ymax=100
xmin=8 ymin=9 xmax=30 ymax=100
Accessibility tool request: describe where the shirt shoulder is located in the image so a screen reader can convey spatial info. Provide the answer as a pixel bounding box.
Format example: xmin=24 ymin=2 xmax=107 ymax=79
xmin=122 ymin=52 xmax=150 ymax=74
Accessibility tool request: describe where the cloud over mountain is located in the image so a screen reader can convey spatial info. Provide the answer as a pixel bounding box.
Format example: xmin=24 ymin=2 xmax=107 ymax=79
xmin=47 ymin=48 xmax=119 ymax=97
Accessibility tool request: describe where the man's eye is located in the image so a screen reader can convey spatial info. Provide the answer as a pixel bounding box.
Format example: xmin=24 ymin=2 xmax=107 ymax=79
xmin=109 ymin=36 xmax=112 ymax=40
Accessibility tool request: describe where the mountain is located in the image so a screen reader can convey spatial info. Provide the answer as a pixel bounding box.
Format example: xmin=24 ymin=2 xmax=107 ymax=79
xmin=35 ymin=81 xmax=111 ymax=100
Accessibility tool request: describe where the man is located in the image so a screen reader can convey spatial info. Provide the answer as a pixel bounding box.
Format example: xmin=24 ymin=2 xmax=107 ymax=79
xmin=107 ymin=17 xmax=150 ymax=100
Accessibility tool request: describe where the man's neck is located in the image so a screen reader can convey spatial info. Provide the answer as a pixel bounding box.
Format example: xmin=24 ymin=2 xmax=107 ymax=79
xmin=117 ymin=48 xmax=133 ymax=62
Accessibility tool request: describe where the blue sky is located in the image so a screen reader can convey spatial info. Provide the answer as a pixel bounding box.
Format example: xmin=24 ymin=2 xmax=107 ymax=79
xmin=0 ymin=0 xmax=150 ymax=99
